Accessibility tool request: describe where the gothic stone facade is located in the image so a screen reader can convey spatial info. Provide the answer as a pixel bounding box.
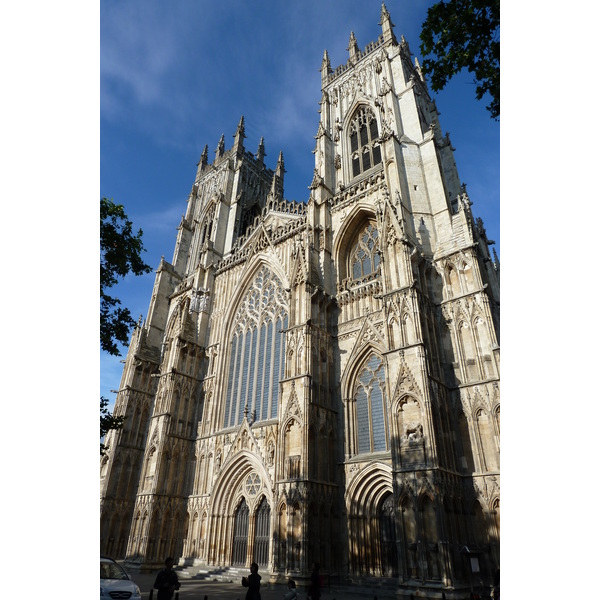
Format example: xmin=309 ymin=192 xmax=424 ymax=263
xmin=100 ymin=6 xmax=500 ymax=595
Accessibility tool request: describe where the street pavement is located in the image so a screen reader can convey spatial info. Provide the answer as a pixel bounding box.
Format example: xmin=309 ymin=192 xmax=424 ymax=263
xmin=128 ymin=570 xmax=401 ymax=600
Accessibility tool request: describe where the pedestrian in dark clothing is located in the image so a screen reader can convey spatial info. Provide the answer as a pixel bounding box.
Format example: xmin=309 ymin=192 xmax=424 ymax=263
xmin=241 ymin=561 xmax=261 ymax=600
xmin=308 ymin=562 xmax=321 ymax=600
xmin=153 ymin=557 xmax=181 ymax=600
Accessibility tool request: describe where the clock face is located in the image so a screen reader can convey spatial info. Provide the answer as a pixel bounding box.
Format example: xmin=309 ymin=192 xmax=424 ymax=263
xmin=245 ymin=472 xmax=261 ymax=496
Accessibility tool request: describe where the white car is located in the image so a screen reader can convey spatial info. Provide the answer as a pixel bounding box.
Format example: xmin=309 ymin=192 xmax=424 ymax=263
xmin=100 ymin=556 xmax=142 ymax=600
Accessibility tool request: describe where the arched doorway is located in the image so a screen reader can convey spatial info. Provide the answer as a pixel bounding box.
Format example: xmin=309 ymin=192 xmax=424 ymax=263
xmin=254 ymin=496 xmax=271 ymax=566
xmin=380 ymin=493 xmax=398 ymax=577
xmin=232 ymin=498 xmax=249 ymax=565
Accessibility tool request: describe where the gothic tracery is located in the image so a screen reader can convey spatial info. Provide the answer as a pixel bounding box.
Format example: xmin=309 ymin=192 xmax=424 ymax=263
xmin=100 ymin=9 xmax=499 ymax=594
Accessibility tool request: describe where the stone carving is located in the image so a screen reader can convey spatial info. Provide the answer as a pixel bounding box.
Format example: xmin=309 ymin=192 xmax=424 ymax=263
xmin=404 ymin=423 xmax=423 ymax=444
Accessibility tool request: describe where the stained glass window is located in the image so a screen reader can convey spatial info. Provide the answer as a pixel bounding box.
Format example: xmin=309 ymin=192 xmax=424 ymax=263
xmin=224 ymin=266 xmax=288 ymax=427
xmin=351 ymin=222 xmax=380 ymax=281
xmin=355 ymin=354 xmax=387 ymax=454
xmin=349 ymin=106 xmax=382 ymax=178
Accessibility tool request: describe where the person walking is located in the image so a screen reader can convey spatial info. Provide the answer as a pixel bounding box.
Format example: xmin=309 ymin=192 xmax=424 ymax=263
xmin=153 ymin=557 xmax=181 ymax=600
xmin=241 ymin=561 xmax=262 ymax=600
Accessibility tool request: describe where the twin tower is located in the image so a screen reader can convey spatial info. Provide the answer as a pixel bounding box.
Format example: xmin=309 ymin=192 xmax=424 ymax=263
xmin=101 ymin=5 xmax=500 ymax=597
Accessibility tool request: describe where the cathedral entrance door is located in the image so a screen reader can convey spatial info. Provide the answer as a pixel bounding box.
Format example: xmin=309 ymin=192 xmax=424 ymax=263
xmin=380 ymin=493 xmax=398 ymax=576
xmin=254 ymin=497 xmax=271 ymax=566
xmin=232 ymin=499 xmax=249 ymax=565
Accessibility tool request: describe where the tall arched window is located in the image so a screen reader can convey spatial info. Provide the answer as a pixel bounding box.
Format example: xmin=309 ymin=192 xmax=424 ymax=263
xmin=349 ymin=106 xmax=382 ymax=177
xmin=224 ymin=266 xmax=288 ymax=428
xmin=355 ymin=354 xmax=388 ymax=454
xmin=351 ymin=221 xmax=380 ymax=281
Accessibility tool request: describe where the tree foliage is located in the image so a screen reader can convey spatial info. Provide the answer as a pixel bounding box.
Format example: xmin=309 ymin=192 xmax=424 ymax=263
xmin=100 ymin=197 xmax=152 ymax=454
xmin=101 ymin=396 xmax=125 ymax=455
xmin=419 ymin=0 xmax=500 ymax=120
xmin=100 ymin=197 xmax=153 ymax=356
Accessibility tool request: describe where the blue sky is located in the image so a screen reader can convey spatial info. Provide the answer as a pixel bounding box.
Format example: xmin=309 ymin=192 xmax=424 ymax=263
xmin=100 ymin=0 xmax=500 ymax=404
xmin=4 ymin=2 xmax=598 ymax=593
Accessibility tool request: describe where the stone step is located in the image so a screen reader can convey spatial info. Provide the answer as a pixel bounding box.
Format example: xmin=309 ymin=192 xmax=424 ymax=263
xmin=177 ymin=564 xmax=244 ymax=582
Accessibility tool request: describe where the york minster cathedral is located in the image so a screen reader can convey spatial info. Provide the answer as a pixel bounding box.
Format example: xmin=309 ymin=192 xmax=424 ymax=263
xmin=101 ymin=5 xmax=500 ymax=596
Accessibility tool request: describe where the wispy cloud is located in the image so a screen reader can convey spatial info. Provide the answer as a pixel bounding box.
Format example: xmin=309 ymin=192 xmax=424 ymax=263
xmin=101 ymin=2 xmax=201 ymax=122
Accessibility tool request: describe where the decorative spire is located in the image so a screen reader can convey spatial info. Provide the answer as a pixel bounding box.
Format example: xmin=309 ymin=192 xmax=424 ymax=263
xmin=347 ymin=31 xmax=360 ymax=63
xmin=256 ymin=137 xmax=266 ymax=164
xmin=321 ymin=49 xmax=332 ymax=86
xmin=492 ymin=248 xmax=500 ymax=275
xmin=233 ymin=115 xmax=246 ymax=156
xmin=235 ymin=115 xmax=246 ymax=138
xmin=379 ymin=3 xmax=397 ymax=44
xmin=269 ymin=151 xmax=285 ymax=200
xmin=197 ymin=144 xmax=209 ymax=171
xmin=215 ymin=134 xmax=225 ymax=159
xmin=276 ymin=150 xmax=285 ymax=176
xmin=414 ymin=56 xmax=424 ymax=81
xmin=400 ymin=35 xmax=410 ymax=58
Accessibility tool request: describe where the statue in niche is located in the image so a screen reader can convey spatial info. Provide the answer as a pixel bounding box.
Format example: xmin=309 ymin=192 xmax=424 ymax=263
xmin=267 ymin=442 xmax=275 ymax=466
xmin=403 ymin=422 xmax=423 ymax=445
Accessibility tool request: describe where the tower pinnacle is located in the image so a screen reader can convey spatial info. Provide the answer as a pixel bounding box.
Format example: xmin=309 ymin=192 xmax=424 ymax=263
xmin=347 ymin=31 xmax=360 ymax=63
xmin=233 ymin=115 xmax=246 ymax=156
xmin=215 ymin=134 xmax=225 ymax=159
xmin=256 ymin=137 xmax=266 ymax=164
xmin=197 ymin=144 xmax=209 ymax=171
xmin=379 ymin=2 xmax=397 ymax=44
xmin=321 ymin=49 xmax=332 ymax=86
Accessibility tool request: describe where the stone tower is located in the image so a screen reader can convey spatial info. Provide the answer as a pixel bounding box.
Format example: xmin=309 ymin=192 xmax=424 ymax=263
xmin=101 ymin=5 xmax=500 ymax=596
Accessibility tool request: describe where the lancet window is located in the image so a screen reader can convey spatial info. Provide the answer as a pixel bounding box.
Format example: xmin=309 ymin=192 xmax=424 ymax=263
xmin=224 ymin=266 xmax=288 ymax=428
xmin=351 ymin=221 xmax=380 ymax=281
xmin=349 ymin=106 xmax=382 ymax=178
xmin=354 ymin=354 xmax=388 ymax=454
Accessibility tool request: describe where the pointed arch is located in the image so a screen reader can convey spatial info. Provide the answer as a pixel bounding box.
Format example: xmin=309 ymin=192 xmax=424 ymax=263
xmin=231 ymin=497 xmax=249 ymax=565
xmin=220 ymin=261 xmax=289 ymax=428
xmin=444 ymin=263 xmax=461 ymax=299
xmin=254 ymin=495 xmax=271 ymax=566
xmin=475 ymin=406 xmax=499 ymax=471
xmin=281 ymin=416 xmax=302 ymax=480
xmin=342 ymin=345 xmax=388 ymax=457
xmin=346 ymin=462 xmax=394 ymax=576
xmin=212 ymin=450 xmax=272 ymax=516
xmin=395 ymin=393 xmax=424 ymax=448
xmin=333 ymin=205 xmax=379 ymax=284
xmin=345 ymin=103 xmax=383 ymax=178
xmin=206 ymin=449 xmax=272 ymax=568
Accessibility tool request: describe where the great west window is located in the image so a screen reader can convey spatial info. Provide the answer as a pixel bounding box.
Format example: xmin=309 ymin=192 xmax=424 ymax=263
xmin=349 ymin=106 xmax=382 ymax=178
xmin=224 ymin=266 xmax=288 ymax=427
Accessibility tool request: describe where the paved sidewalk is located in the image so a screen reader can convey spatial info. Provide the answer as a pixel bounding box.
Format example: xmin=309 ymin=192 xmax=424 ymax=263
xmin=128 ymin=570 xmax=400 ymax=600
